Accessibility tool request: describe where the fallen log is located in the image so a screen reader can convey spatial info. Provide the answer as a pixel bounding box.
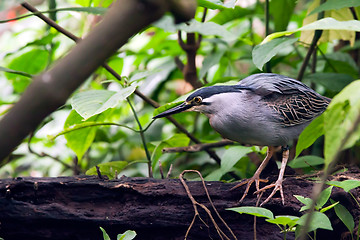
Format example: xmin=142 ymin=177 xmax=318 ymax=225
xmin=0 ymin=167 xmax=359 ymax=240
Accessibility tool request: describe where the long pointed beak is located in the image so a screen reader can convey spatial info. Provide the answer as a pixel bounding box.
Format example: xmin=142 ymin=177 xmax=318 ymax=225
xmin=153 ymin=102 xmax=192 ymax=119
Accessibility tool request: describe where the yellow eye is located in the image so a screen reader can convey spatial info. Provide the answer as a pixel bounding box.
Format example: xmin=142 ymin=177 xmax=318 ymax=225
xmin=193 ymin=96 xmax=202 ymax=104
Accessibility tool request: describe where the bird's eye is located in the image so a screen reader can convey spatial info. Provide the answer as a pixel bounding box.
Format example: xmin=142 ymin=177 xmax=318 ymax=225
xmin=193 ymin=96 xmax=202 ymax=104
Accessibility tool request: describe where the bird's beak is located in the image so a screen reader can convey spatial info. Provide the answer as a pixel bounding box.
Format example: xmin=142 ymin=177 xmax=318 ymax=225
xmin=153 ymin=102 xmax=192 ymax=119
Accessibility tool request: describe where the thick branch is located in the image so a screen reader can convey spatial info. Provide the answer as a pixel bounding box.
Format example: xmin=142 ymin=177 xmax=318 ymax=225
xmin=0 ymin=0 xmax=196 ymax=160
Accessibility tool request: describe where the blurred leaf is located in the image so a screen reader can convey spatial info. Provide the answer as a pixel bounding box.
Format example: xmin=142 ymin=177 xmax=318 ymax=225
xmin=227 ymin=207 xmax=274 ymax=219
xmin=72 ymin=85 xmax=137 ymax=120
xmin=64 ymin=110 xmax=104 ymax=161
xmin=288 ymin=155 xmax=324 ymax=169
xmin=100 ymin=227 xmax=110 ymax=240
xmin=86 ymin=161 xmax=128 ymax=179
xmin=5 ymin=49 xmax=49 ymax=93
xmin=178 ymin=20 xmax=237 ymax=40
xmin=117 ymin=230 xmax=137 ymax=240
xmin=197 ymin=0 xmax=229 ymax=10
xmin=297 ymin=212 xmax=333 ymax=232
xmin=331 ymin=199 xmax=355 ymax=233
xmin=305 ymin=73 xmax=353 ymax=92
xmin=326 ymin=180 xmax=360 ymax=192
xmin=309 ymin=0 xmax=360 ymax=16
xmin=266 ymin=215 xmax=299 ymax=227
xmin=270 ymin=0 xmax=296 ymax=32
xmin=252 ymin=37 xmax=297 ymax=70
xmin=316 ymin=186 xmax=333 ymax=210
xmin=324 ymin=80 xmax=360 ymax=167
xmin=294 ymin=195 xmax=313 ymax=212
xmin=296 ymin=115 xmax=324 ymax=158
xmin=199 ymin=46 xmax=226 ymax=80
xmin=0 ymin=66 xmax=33 ymax=78
xmin=210 ymin=6 xmax=252 ymax=25
xmin=320 ymin=201 xmax=338 ymax=213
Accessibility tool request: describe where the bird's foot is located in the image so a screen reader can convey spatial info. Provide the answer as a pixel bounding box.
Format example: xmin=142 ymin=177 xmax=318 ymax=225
xmin=254 ymin=179 xmax=284 ymax=206
xmin=230 ymin=175 xmax=268 ymax=203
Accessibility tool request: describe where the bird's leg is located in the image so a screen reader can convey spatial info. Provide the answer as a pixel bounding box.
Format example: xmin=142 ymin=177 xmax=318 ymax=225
xmin=231 ymin=146 xmax=275 ymax=203
xmin=255 ymin=146 xmax=290 ymax=206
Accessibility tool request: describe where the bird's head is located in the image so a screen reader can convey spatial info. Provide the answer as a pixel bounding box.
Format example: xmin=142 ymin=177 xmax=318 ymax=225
xmin=153 ymin=85 xmax=246 ymax=119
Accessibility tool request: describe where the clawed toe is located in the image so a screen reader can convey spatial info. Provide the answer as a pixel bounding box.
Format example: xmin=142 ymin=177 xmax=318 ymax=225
xmin=231 ymin=176 xmax=268 ymax=203
xmin=254 ymin=180 xmax=284 ymax=206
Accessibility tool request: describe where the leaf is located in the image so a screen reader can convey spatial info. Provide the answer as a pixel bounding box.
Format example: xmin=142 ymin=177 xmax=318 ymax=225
xmin=227 ymin=207 xmax=274 ymax=219
xmin=294 ymin=195 xmax=313 ymax=212
xmin=287 ymin=155 xmax=324 ymax=169
xmin=197 ymin=0 xmax=229 ymax=10
xmin=297 ymin=212 xmax=333 ymax=232
xmin=86 ymin=161 xmax=128 ymax=179
xmin=117 ymin=230 xmax=137 ymax=240
xmin=270 ymin=0 xmax=297 ymax=32
xmin=316 ymin=186 xmax=333 ymax=210
xmin=64 ymin=110 xmax=103 ymax=161
xmin=199 ymin=46 xmax=226 ymax=80
xmin=309 ymin=0 xmax=360 ymax=16
xmin=320 ymin=201 xmax=338 ymax=213
xmin=326 ymin=180 xmax=360 ymax=192
xmin=5 ymin=49 xmax=49 ymax=93
xmin=331 ymin=200 xmax=355 ymax=233
xmin=304 ymin=73 xmax=354 ymax=92
xmin=324 ymin=80 xmax=360 ymax=168
xmin=266 ymin=215 xmax=299 ymax=227
xmin=252 ymin=37 xmax=297 ymax=70
xmin=295 ymin=115 xmax=324 ymax=158
xmin=210 ymin=6 xmax=252 ymax=25
xmin=100 ymin=227 xmax=111 ymax=240
xmin=263 ymin=18 xmax=360 ymax=43
xmin=178 ymin=19 xmax=237 ymax=41
xmin=72 ymin=85 xmax=137 ymax=120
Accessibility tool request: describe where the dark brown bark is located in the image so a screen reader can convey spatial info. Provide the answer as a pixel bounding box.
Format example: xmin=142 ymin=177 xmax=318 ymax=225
xmin=0 ymin=167 xmax=359 ymax=240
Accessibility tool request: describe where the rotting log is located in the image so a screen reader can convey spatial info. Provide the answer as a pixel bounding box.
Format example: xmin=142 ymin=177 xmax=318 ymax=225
xmin=0 ymin=167 xmax=359 ymax=240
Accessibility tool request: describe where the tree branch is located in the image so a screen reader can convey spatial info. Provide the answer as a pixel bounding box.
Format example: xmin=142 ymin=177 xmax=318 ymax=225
xmin=163 ymin=139 xmax=234 ymax=153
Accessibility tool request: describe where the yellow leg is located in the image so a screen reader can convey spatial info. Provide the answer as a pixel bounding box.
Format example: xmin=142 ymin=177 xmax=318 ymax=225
xmin=231 ymin=146 xmax=275 ymax=203
xmin=255 ymin=148 xmax=290 ymax=206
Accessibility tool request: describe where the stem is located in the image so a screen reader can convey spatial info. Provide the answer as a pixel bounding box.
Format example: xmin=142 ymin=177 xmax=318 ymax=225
xmin=127 ymin=98 xmax=153 ymax=178
xmin=264 ymin=0 xmax=271 ymax=73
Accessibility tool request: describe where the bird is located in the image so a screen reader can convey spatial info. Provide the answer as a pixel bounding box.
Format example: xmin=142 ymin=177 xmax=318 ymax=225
xmin=153 ymin=73 xmax=331 ymax=205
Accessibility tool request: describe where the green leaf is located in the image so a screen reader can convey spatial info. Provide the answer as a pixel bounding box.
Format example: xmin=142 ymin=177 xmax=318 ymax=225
xmin=199 ymin=46 xmax=226 ymax=80
xmin=197 ymin=0 xmax=228 ymax=10
xmin=288 ymin=155 xmax=324 ymax=169
xmin=305 ymin=73 xmax=354 ymax=92
xmin=294 ymin=195 xmax=313 ymax=212
xmin=263 ymin=18 xmax=360 ymax=43
xmin=5 ymin=49 xmax=49 ymax=93
xmin=324 ymin=80 xmax=360 ymax=168
xmin=100 ymin=227 xmax=111 ymax=240
xmin=295 ymin=115 xmax=324 ymax=158
xmin=210 ymin=6 xmax=252 ymax=25
xmin=309 ymin=0 xmax=360 ymax=16
xmin=326 ymin=180 xmax=360 ymax=192
xmin=266 ymin=215 xmax=299 ymax=227
xmin=86 ymin=161 xmax=128 ymax=179
xmin=270 ymin=0 xmax=296 ymax=32
xmin=331 ymin=200 xmax=355 ymax=233
xmin=316 ymin=186 xmax=333 ymax=210
xmin=252 ymin=37 xmax=297 ymax=70
xmin=297 ymin=212 xmax=333 ymax=232
xmin=227 ymin=206 xmax=274 ymax=219
xmin=117 ymin=230 xmax=137 ymax=240
xmin=72 ymin=85 xmax=137 ymax=120
xmin=320 ymin=201 xmax=338 ymax=213
xmin=178 ymin=19 xmax=237 ymax=41
xmin=64 ymin=110 xmax=103 ymax=161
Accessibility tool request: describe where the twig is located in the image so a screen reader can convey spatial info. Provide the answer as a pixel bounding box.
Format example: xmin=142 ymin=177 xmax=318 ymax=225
xmin=264 ymin=0 xmax=271 ymax=73
xmin=166 ymin=164 xmax=173 ymax=179
xmin=179 ymin=170 xmax=237 ymax=240
xmin=159 ymin=159 xmax=165 ymax=179
xmin=163 ymin=139 xmax=234 ymax=153
xmin=95 ymin=165 xmax=102 ymax=179
xmin=20 ymin=2 xmax=225 ymax=169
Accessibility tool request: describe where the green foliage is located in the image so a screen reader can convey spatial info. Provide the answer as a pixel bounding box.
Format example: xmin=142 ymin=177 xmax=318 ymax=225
xmin=227 ymin=206 xmax=274 ymax=219
xmin=100 ymin=227 xmax=136 ymax=240
xmin=86 ymin=161 xmax=128 ymax=179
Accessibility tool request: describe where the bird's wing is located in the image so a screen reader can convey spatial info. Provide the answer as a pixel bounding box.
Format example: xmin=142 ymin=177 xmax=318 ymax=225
xmin=238 ymin=73 xmax=331 ymax=126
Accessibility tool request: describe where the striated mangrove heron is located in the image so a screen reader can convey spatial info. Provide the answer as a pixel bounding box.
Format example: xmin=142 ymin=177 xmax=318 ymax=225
xmin=154 ymin=73 xmax=331 ymax=205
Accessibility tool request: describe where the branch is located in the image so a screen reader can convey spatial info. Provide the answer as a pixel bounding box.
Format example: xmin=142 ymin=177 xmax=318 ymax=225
xmin=0 ymin=0 xmax=196 ymax=160
xmin=163 ymin=139 xmax=234 ymax=153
